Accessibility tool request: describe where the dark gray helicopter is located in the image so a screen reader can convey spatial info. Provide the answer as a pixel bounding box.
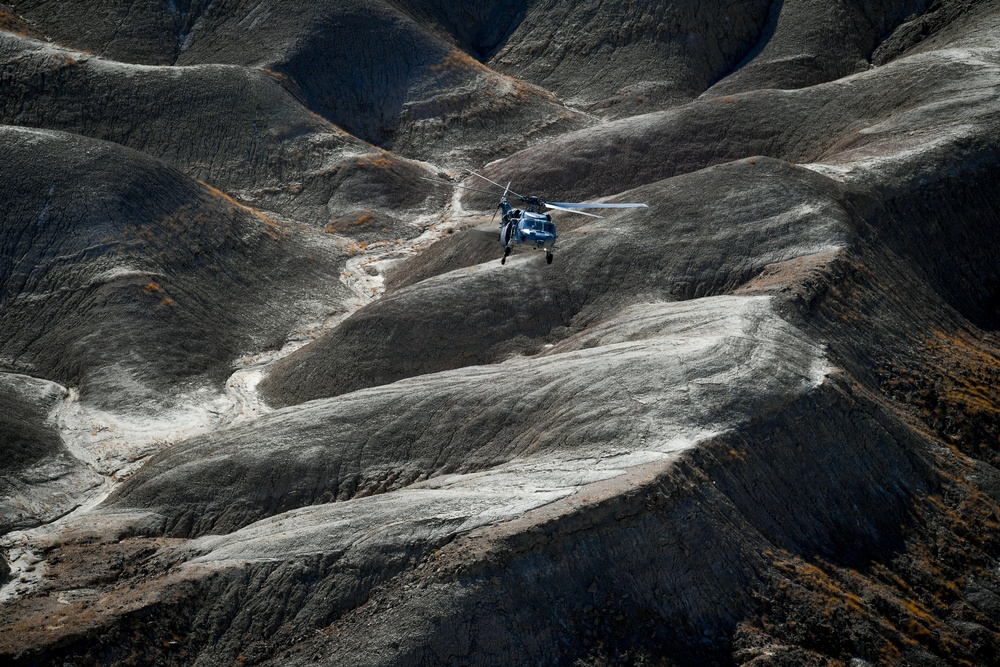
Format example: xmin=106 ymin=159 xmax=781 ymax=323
xmin=427 ymin=172 xmax=648 ymax=264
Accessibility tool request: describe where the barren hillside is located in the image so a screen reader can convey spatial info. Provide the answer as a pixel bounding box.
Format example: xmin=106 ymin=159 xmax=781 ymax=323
xmin=2 ymin=1 xmax=999 ymax=665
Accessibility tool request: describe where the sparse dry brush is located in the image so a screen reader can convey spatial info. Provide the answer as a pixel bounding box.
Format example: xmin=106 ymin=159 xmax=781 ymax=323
xmin=355 ymin=155 xmax=395 ymax=170
xmin=324 ymin=211 xmax=375 ymax=235
xmin=880 ymin=329 xmax=1000 ymax=466
xmin=0 ymin=10 xmax=41 ymax=38
xmin=429 ymin=49 xmax=483 ymax=74
xmin=199 ymin=180 xmax=286 ymax=240
xmin=736 ymin=464 xmax=1000 ymax=667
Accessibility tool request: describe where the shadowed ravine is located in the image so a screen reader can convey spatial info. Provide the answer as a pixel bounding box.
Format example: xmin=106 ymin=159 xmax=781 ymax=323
xmin=2 ymin=1 xmax=1000 ymax=665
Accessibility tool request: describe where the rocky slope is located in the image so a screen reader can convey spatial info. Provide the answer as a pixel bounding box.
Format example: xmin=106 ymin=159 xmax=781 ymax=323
xmin=2 ymin=1 xmax=999 ymax=666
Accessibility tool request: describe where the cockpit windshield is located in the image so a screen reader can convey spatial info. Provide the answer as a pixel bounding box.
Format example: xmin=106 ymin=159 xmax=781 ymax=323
xmin=522 ymin=217 xmax=555 ymax=234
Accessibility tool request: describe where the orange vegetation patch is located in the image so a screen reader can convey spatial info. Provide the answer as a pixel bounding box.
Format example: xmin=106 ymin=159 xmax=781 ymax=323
xmin=324 ymin=211 xmax=377 ymax=235
xmin=259 ymin=66 xmax=296 ymax=89
xmin=198 ymin=180 xmax=287 ymax=240
xmin=429 ymin=49 xmax=484 ymax=73
xmin=742 ymin=437 xmax=1000 ymax=663
xmin=258 ymin=214 xmax=285 ymax=240
xmin=922 ymin=464 xmax=1000 ymax=559
xmin=47 ymin=52 xmax=79 ymax=67
xmin=880 ymin=328 xmax=1000 ymax=465
xmin=703 ymin=437 xmax=748 ymax=462
xmin=741 ymin=545 xmax=986 ymax=666
xmin=923 ymin=329 xmax=1000 ymax=412
xmin=507 ymin=77 xmax=534 ymax=102
xmin=345 ymin=242 xmax=368 ymax=257
xmin=768 ymin=554 xmax=867 ymax=617
xmin=139 ymin=282 xmax=177 ymax=308
xmin=0 ymin=10 xmax=42 ymax=38
xmin=354 ymin=154 xmax=396 ymax=170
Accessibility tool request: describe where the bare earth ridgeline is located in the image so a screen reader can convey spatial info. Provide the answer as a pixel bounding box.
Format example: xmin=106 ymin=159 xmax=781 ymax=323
xmin=2 ymin=1 xmax=1000 ymax=665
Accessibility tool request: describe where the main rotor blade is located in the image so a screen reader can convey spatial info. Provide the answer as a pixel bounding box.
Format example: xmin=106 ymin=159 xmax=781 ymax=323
xmin=420 ymin=177 xmax=501 ymax=197
xmin=544 ymin=202 xmax=604 ymax=218
xmin=546 ymin=201 xmax=649 ymax=209
xmin=466 ymin=170 xmax=525 ymax=199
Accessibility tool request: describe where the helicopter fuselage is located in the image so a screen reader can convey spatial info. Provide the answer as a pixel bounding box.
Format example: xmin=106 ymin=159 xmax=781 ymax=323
xmin=422 ymin=171 xmax=645 ymax=266
xmin=499 ymin=201 xmax=557 ymax=253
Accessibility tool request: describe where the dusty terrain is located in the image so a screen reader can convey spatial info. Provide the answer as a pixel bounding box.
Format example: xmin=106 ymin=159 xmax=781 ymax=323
xmin=1 ymin=1 xmax=999 ymax=665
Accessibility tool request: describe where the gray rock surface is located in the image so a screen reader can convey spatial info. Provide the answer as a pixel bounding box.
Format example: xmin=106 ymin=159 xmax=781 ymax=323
xmin=703 ymin=0 xmax=933 ymax=96
xmin=2 ymin=1 xmax=1000 ymax=666
xmin=260 ymin=158 xmax=851 ymax=405
xmin=7 ymin=0 xmax=591 ymax=163
xmin=488 ymin=0 xmax=774 ymax=114
xmin=0 ymin=373 xmax=101 ymax=533
xmin=0 ymin=125 xmax=347 ymax=407
xmin=475 ymin=19 xmax=1000 ymax=204
xmin=110 ymin=295 xmax=827 ymax=537
xmin=0 ymin=31 xmax=444 ymax=222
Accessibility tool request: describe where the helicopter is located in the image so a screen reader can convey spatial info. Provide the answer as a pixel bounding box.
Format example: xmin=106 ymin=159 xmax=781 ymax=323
xmin=425 ymin=172 xmax=648 ymax=264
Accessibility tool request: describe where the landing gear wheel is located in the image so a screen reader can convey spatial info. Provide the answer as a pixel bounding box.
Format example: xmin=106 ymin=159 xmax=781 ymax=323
xmin=545 ymin=252 xmax=553 ymax=264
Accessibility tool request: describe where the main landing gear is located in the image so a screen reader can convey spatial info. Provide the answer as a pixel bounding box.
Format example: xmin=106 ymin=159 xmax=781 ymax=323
xmin=499 ymin=248 xmax=553 ymax=265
